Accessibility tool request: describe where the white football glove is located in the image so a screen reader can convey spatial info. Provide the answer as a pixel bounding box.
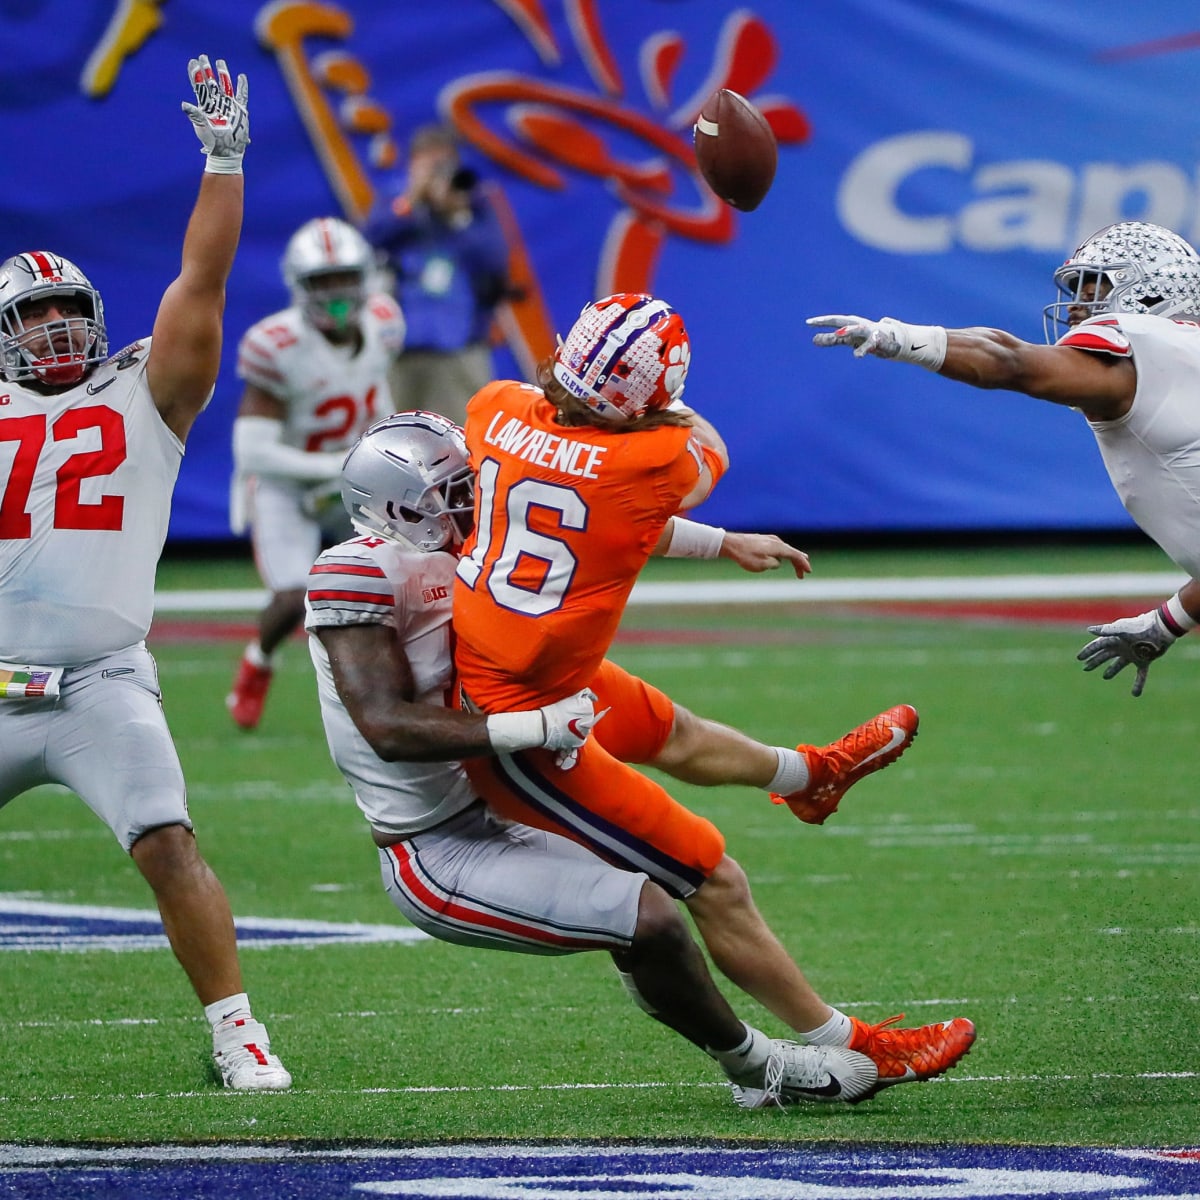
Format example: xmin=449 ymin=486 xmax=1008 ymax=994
xmin=1076 ymin=607 xmax=1178 ymax=698
xmin=538 ymin=688 xmax=602 ymax=752
xmin=485 ymin=688 xmax=606 ymax=759
xmin=807 ymin=314 xmax=947 ymax=369
xmin=182 ymin=55 xmax=249 ymax=173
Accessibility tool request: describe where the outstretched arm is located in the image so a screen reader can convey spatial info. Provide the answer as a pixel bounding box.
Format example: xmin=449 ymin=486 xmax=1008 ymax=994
xmin=807 ymin=314 xmax=1136 ymax=421
xmin=148 ymin=55 xmax=250 ymax=442
xmin=653 ymin=517 xmax=811 ymax=578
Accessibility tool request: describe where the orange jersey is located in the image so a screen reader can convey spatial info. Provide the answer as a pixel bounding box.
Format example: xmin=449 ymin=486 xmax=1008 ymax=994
xmin=453 ymin=379 xmax=705 ymax=709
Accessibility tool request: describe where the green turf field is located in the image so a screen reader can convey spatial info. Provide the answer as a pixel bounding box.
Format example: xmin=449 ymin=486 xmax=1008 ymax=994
xmin=4 ymin=543 xmax=1198 ymax=1147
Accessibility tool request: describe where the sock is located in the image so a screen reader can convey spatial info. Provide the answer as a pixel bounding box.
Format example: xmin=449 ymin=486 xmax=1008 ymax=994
xmin=706 ymin=1021 xmax=772 ymax=1085
xmin=800 ymin=1007 xmax=853 ymax=1047
xmin=766 ymin=747 xmax=810 ymax=795
xmin=245 ymin=642 xmax=271 ymax=669
xmin=205 ymin=992 xmax=252 ymax=1032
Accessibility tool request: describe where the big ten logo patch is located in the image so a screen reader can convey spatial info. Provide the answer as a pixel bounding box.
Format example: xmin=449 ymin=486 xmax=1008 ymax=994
xmin=422 ymin=585 xmax=449 ymax=603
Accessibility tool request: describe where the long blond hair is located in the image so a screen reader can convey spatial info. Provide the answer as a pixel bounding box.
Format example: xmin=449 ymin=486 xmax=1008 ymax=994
xmin=535 ymin=357 xmax=693 ymax=431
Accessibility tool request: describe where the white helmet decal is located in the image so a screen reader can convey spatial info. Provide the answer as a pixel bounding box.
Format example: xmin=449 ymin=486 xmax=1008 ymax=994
xmin=1044 ymin=221 xmax=1200 ymax=342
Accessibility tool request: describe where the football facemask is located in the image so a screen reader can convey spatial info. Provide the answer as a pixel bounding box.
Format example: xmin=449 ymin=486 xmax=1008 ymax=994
xmin=282 ymin=217 xmax=373 ymax=334
xmin=1044 ymin=221 xmax=1200 ymax=342
xmin=341 ymin=411 xmax=475 ymax=553
xmin=0 ymin=251 xmax=108 ymax=387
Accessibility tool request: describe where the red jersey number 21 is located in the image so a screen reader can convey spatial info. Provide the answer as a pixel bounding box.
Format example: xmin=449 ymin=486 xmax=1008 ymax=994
xmin=0 ymin=406 xmax=127 ymax=538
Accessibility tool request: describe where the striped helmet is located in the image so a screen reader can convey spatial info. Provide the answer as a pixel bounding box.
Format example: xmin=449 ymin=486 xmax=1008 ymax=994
xmin=0 ymin=251 xmax=108 ymax=386
xmin=340 ymin=411 xmax=475 ymax=552
xmin=552 ymin=293 xmax=691 ymax=421
xmin=282 ymin=217 xmax=373 ymax=334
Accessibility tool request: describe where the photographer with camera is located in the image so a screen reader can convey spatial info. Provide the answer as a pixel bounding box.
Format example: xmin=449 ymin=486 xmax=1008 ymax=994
xmin=363 ymin=123 xmax=510 ymax=424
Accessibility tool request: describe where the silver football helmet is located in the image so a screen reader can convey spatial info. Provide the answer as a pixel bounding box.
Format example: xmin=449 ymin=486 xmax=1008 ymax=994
xmin=281 ymin=217 xmax=373 ymax=334
xmin=1044 ymin=221 xmax=1200 ymax=341
xmin=0 ymin=251 xmax=108 ymax=386
xmin=341 ymin=411 xmax=475 ymax=552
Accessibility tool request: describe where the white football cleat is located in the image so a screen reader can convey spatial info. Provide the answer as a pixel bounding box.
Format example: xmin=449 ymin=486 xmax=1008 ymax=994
xmin=212 ymin=1018 xmax=292 ymax=1091
xmin=730 ymin=1040 xmax=878 ymax=1108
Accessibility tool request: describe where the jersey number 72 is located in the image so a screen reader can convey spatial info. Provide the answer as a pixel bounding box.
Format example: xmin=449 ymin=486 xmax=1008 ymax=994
xmin=0 ymin=407 xmax=127 ymax=538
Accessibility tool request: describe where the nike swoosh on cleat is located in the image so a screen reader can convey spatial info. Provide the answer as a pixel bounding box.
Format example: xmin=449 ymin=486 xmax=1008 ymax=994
xmin=858 ymin=724 xmax=908 ymax=767
xmin=791 ymin=1077 xmax=844 ymax=1098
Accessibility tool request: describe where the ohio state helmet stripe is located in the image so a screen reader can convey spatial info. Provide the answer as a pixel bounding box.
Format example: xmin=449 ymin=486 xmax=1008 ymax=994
xmin=25 ymin=251 xmax=60 ymax=280
xmin=316 ymin=219 xmax=336 ymax=264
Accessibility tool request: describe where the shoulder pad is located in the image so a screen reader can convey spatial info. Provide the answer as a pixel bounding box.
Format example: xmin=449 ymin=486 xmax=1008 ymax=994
xmin=1056 ymin=317 xmax=1132 ymax=357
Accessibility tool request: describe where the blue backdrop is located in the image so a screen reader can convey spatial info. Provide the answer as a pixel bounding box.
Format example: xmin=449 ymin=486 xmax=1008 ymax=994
xmin=3 ymin=1 xmax=1198 ymax=541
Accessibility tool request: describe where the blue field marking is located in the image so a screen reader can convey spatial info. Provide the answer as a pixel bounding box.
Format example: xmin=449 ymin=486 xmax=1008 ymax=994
xmin=0 ymin=896 xmax=429 ymax=951
xmin=1 ymin=1142 xmax=1199 ymax=1198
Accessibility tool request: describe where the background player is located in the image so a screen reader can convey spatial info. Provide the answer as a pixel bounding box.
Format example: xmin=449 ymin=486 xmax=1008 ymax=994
xmin=0 ymin=55 xmax=289 ymax=1090
xmin=362 ymin=123 xmax=510 ymax=427
xmin=226 ymin=216 xmax=405 ymax=729
xmin=305 ymin=411 xmax=880 ymax=1108
xmin=450 ymin=293 xmax=974 ymax=1096
xmin=808 ymin=220 xmax=1200 ymax=697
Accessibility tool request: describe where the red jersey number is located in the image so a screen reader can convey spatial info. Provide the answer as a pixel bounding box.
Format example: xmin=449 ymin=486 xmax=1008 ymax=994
xmin=0 ymin=405 xmax=127 ymax=538
xmin=304 ymin=386 xmax=381 ymax=452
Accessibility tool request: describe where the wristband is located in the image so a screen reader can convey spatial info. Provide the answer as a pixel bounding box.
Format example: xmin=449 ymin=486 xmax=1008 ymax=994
xmin=894 ymin=321 xmax=947 ymax=371
xmin=1160 ymin=591 xmax=1197 ymax=637
xmin=485 ymin=710 xmax=544 ymax=753
xmin=665 ymin=517 xmax=725 ymax=559
xmin=204 ymin=154 xmax=244 ymax=175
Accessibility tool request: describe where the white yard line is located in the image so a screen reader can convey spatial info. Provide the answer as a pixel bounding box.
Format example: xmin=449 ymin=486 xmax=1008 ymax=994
xmin=153 ymin=571 xmax=1186 ymax=613
xmin=1 ymin=1070 xmax=1197 ymax=1110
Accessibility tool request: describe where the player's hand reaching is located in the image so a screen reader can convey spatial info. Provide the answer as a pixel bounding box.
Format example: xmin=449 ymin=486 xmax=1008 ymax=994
xmin=808 ymin=314 xmax=902 ymax=357
xmin=183 ymin=55 xmax=250 ymax=173
xmin=807 ymin=314 xmax=947 ymax=369
xmin=1077 ymin=607 xmax=1178 ymax=697
xmin=722 ymin=531 xmax=811 ymax=578
xmin=538 ymin=688 xmax=602 ymax=752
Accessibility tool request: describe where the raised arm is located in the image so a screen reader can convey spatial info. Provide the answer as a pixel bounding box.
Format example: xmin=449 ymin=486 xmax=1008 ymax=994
xmin=807 ymin=315 xmax=1136 ymax=422
xmin=148 ymin=55 xmax=250 ymax=442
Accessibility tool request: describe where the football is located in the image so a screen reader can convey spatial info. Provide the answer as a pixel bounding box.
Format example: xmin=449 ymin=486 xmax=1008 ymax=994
xmin=693 ymin=88 xmax=778 ymax=212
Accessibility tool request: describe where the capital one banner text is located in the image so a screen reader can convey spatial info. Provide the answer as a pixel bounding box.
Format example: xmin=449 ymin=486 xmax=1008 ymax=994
xmin=2 ymin=1 xmax=1197 ymax=539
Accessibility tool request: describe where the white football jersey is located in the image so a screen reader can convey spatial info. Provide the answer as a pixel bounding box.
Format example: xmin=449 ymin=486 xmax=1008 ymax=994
xmin=1062 ymin=313 xmax=1200 ymax=579
xmin=0 ymin=339 xmax=180 ymax=665
xmin=304 ymin=534 xmax=476 ymax=836
xmin=236 ymin=293 xmax=404 ymax=454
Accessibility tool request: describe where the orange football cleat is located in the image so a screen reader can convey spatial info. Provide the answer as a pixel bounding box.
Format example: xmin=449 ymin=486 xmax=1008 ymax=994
xmin=226 ymin=651 xmax=273 ymax=731
xmin=847 ymin=1013 xmax=976 ymax=1103
xmin=773 ymin=703 xmax=919 ymax=824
